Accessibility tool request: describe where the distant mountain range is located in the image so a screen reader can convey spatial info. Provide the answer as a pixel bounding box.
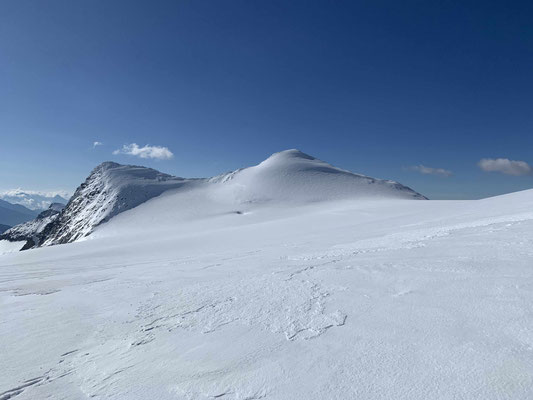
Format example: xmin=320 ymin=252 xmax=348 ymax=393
xmin=0 ymin=189 xmax=69 ymax=211
xmin=0 ymin=199 xmax=40 ymax=227
xmin=1 ymin=150 xmax=425 ymax=251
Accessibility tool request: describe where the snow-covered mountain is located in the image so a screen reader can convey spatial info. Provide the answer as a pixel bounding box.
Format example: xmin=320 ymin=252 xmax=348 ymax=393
xmin=0 ymin=224 xmax=10 ymax=234
xmin=0 ymin=199 xmax=39 ymax=227
xmin=0 ymin=203 xmax=65 ymax=249
xmin=0 ymin=189 xmax=69 ymax=210
xmin=40 ymin=162 xmax=193 ymax=246
xmin=4 ymin=150 xmax=425 ymax=250
xmin=209 ymin=149 xmax=426 ymax=202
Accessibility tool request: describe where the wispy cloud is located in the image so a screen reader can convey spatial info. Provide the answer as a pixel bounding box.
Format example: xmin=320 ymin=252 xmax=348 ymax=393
xmin=408 ymin=165 xmax=452 ymax=177
xmin=478 ymin=158 xmax=532 ymax=176
xmin=93 ymin=141 xmax=103 ymax=148
xmin=113 ymin=143 xmax=174 ymax=160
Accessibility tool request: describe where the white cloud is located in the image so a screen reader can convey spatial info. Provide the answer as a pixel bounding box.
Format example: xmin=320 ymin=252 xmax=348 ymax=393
xmin=478 ymin=158 xmax=532 ymax=176
xmin=113 ymin=143 xmax=174 ymax=160
xmin=409 ymin=165 xmax=452 ymax=177
xmin=93 ymin=141 xmax=103 ymax=148
xmin=0 ymin=188 xmax=71 ymax=199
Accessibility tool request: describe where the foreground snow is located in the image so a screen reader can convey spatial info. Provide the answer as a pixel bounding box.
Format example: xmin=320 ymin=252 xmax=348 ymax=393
xmin=1 ymin=189 xmax=533 ymax=399
xmin=0 ymin=239 xmax=25 ymax=254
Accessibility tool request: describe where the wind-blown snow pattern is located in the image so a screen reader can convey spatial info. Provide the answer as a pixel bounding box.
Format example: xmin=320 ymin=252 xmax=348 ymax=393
xmin=29 ymin=150 xmax=425 ymax=248
xmin=2 ymin=183 xmax=533 ymax=399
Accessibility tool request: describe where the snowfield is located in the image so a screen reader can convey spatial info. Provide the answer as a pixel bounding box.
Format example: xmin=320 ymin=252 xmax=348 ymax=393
xmin=1 ymin=152 xmax=533 ymax=399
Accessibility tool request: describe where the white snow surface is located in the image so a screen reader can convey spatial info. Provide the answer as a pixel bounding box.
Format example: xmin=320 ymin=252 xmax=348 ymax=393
xmin=0 ymin=239 xmax=25 ymax=254
xmin=1 ymin=182 xmax=533 ymax=399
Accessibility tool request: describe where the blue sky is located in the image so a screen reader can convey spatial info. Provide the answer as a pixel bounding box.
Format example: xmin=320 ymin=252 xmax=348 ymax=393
xmin=1 ymin=0 xmax=532 ymax=199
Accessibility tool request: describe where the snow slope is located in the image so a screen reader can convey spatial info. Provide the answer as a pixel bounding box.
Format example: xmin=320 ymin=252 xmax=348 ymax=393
xmin=0 ymin=239 xmax=25 ymax=254
xmin=1 ymin=186 xmax=533 ymax=399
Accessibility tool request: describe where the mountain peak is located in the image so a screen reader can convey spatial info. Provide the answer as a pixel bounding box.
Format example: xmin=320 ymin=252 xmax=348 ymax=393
xmin=220 ymin=149 xmax=427 ymax=203
xmin=260 ymin=149 xmax=316 ymax=164
xmin=39 ymin=162 xmax=189 ymax=246
xmin=94 ymin=161 xmax=121 ymax=171
xmin=271 ymin=149 xmax=315 ymax=159
xmin=90 ymin=161 xmax=181 ymax=182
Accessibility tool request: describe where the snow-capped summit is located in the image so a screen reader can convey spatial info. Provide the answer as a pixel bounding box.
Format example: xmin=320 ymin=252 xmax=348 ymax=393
xmin=211 ymin=149 xmax=426 ymax=203
xmin=260 ymin=148 xmax=316 ymax=163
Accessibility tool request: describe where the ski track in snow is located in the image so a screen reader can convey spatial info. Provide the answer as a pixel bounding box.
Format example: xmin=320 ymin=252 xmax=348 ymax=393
xmin=2 ymin=194 xmax=533 ymax=399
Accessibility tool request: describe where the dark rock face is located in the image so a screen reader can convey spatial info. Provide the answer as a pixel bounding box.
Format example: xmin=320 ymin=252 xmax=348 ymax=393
xmin=1 ymin=162 xmax=190 ymax=250
xmin=0 ymin=203 xmax=65 ymax=248
xmin=39 ymin=162 xmax=190 ymax=247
